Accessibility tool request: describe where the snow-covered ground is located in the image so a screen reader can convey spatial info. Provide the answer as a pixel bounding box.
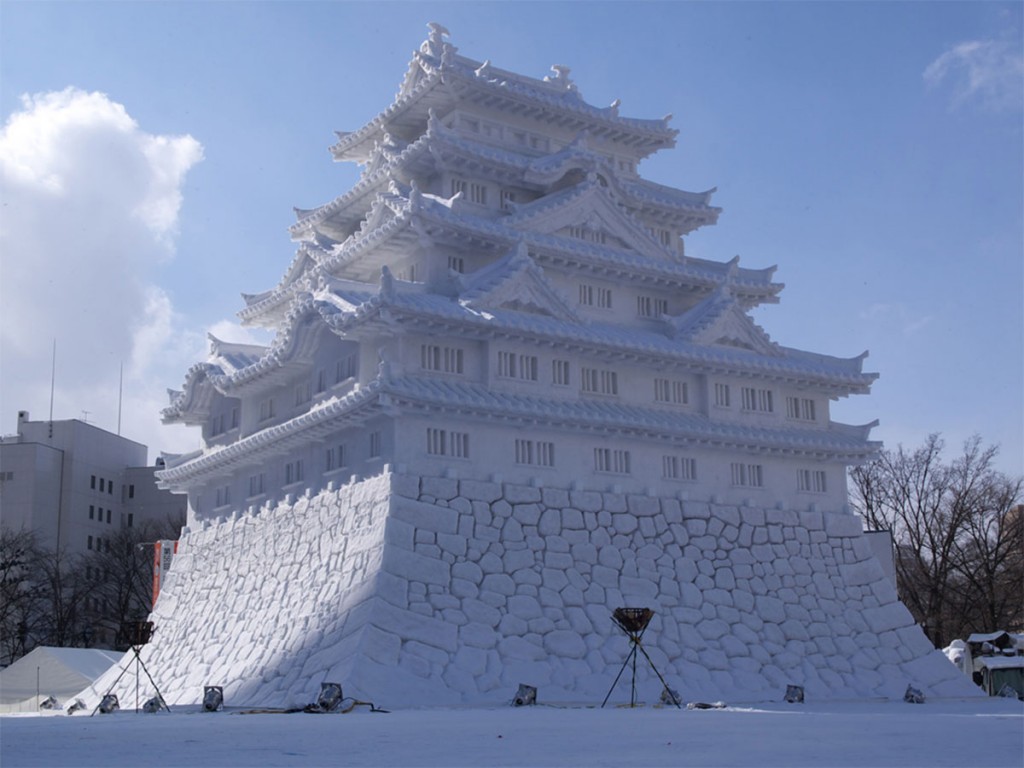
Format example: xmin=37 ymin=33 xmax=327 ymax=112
xmin=2 ymin=697 xmax=1021 ymax=767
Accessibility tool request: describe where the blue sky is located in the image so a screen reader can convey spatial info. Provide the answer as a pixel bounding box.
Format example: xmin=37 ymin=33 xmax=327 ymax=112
xmin=1 ymin=2 xmax=1021 ymax=475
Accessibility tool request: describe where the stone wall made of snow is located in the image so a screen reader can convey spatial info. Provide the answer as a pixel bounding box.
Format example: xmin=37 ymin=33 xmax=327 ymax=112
xmin=89 ymin=470 xmax=977 ymax=709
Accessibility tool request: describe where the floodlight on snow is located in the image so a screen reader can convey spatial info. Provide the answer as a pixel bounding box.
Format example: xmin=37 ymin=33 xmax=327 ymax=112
xmin=142 ymin=696 xmax=165 ymax=714
xmin=316 ymin=683 xmax=344 ymax=712
xmin=203 ymin=686 xmax=224 ymax=712
xmin=904 ymin=685 xmax=925 ymax=704
xmin=513 ymin=684 xmax=537 ymax=707
xmin=784 ymin=685 xmax=804 ymax=704
xmin=98 ymin=694 xmax=119 ymax=714
xmin=122 ymin=620 xmax=154 ymax=647
xmin=660 ymin=687 xmax=681 ymax=707
xmin=38 ymin=696 xmax=58 ymax=710
xmin=66 ymin=699 xmax=86 ymax=716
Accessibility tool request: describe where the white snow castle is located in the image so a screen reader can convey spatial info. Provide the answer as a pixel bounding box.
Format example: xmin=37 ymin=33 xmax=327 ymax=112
xmin=131 ymin=24 xmax=974 ymax=707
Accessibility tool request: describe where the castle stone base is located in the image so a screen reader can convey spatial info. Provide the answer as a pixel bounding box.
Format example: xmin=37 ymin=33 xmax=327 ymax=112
xmin=91 ymin=470 xmax=977 ymax=708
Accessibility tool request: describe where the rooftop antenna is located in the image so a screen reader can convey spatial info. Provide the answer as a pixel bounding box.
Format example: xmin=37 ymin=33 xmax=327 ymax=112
xmin=117 ymin=362 xmax=123 ymax=435
xmin=81 ymin=410 xmax=90 ymax=424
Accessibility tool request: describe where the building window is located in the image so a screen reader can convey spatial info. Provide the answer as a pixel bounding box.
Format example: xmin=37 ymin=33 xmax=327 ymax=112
xmin=210 ymin=412 xmax=226 ymax=436
xmin=127 ymin=513 xmax=133 ymax=528
xmin=88 ymin=535 xmax=93 ymax=550
xmin=315 ymin=368 xmax=328 ymax=394
xmin=637 ymin=295 xmax=668 ymax=318
xmin=595 ymin=447 xmax=631 ymax=474
xmin=741 ymin=387 xmax=774 ymax=413
xmin=295 ymin=381 xmax=312 ymax=407
xmin=421 ymin=344 xmax=464 ymax=374
xmin=99 ymin=478 xmax=104 ymax=493
xmin=786 ymin=396 xmax=817 ymax=422
xmin=326 ymin=444 xmax=347 ymax=472
xmin=215 ymin=485 xmax=231 ymax=507
xmin=654 ymin=378 xmax=688 ymax=405
xmin=447 ymin=255 xmax=465 ymax=273
xmin=469 ymin=183 xmax=487 ymax=205
xmin=515 ymin=439 xmax=555 ymax=467
xmin=662 ymin=455 xmax=697 ymax=481
xmin=259 ymin=398 xmax=275 ymax=422
xmin=581 ymin=367 xmax=618 ymax=396
xmin=714 ymin=383 xmax=731 ymax=408
xmin=108 ymin=482 xmax=113 ymax=496
xmin=426 ymin=429 xmax=470 ymax=459
xmin=659 ymin=229 xmax=674 ymax=247
xmin=106 ymin=509 xmax=111 ymax=524
xmin=248 ymin=472 xmax=266 ymax=497
xmin=731 ymin=462 xmax=764 ymax=488
xmin=497 ymin=351 xmax=538 ymax=381
xmin=427 ymin=428 xmax=446 ymax=456
xmin=284 ymin=460 xmax=304 ymax=486
xmin=128 ymin=484 xmax=135 ymax=499
xmin=552 ymin=359 xmax=571 ymax=387
xmin=91 ymin=475 xmax=96 ymax=490
xmin=797 ymin=469 xmax=827 ymax=493
xmin=579 ymin=284 xmax=612 ymax=308
xmin=451 ymin=177 xmax=468 ymax=197
xmin=336 ymin=353 xmax=358 ymax=384
xmin=89 ymin=505 xmax=94 ymax=520
xmin=369 ymin=431 xmax=382 ymax=459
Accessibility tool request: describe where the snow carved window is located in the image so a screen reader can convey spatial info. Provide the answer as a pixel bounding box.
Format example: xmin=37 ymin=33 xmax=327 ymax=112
xmin=741 ymin=387 xmax=774 ymax=413
xmin=786 ymin=396 xmax=817 ymax=422
xmin=515 ymin=439 xmax=555 ymax=467
xmin=731 ymin=462 xmax=764 ymax=488
xmin=662 ymin=455 xmax=697 ymax=481
xmin=797 ymin=469 xmax=827 ymax=493
xmin=595 ymin=447 xmax=631 ymax=474
xmin=654 ymin=378 xmax=688 ymax=405
xmin=552 ymin=359 xmax=571 ymax=387
xmin=714 ymin=383 xmax=731 ymax=408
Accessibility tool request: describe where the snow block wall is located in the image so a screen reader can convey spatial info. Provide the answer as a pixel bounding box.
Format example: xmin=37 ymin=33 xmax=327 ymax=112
xmin=92 ymin=470 xmax=977 ymax=708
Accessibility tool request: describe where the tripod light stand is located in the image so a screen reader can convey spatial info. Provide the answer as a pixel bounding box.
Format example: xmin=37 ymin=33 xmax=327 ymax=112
xmin=92 ymin=621 xmax=170 ymax=715
xmin=601 ymin=607 xmax=681 ymax=708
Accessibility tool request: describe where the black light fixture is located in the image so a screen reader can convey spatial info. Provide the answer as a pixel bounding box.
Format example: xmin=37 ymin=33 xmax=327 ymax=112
xmin=316 ymin=683 xmax=343 ymax=712
xmin=602 ymin=608 xmax=680 ymax=709
xmin=97 ymin=694 xmax=119 ymax=714
xmin=513 ymin=684 xmax=537 ymax=707
xmin=142 ymin=696 xmax=165 ymax=713
xmin=904 ymin=685 xmax=925 ymax=704
xmin=784 ymin=684 xmax=804 ymax=703
xmin=203 ymin=686 xmax=224 ymax=712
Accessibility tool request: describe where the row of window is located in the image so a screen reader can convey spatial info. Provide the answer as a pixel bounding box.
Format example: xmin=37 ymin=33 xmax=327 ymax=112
xmin=88 ymin=505 xmax=113 ymax=524
xmin=87 ymin=535 xmax=110 ymax=553
xmin=577 ymin=283 xmax=670 ymax=318
xmin=417 ymin=344 xmax=820 ymax=421
xmin=90 ymin=474 xmax=115 ymax=495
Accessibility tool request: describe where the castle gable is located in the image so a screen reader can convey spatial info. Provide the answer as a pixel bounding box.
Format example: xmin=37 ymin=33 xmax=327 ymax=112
xmin=460 ymin=243 xmax=580 ymax=322
xmin=669 ymin=285 xmax=780 ymax=356
xmin=506 ymin=181 xmax=668 ymax=260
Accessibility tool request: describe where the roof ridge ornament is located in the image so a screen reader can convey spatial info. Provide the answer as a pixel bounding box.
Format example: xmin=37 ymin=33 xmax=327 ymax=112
xmin=545 ymin=64 xmax=576 ymax=92
xmin=380 ymin=265 xmax=395 ymax=302
xmin=424 ymin=22 xmax=451 ymax=56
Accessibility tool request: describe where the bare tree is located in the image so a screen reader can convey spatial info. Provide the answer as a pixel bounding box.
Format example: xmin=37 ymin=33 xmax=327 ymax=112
xmin=86 ymin=514 xmax=184 ymax=649
xmin=851 ymin=435 xmax=1023 ymax=648
xmin=0 ymin=528 xmax=46 ymax=665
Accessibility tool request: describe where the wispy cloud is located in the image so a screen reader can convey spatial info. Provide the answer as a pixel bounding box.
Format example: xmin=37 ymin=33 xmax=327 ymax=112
xmin=861 ymin=303 xmax=933 ymax=337
xmin=0 ymin=88 xmax=205 ymax=456
xmin=923 ymin=38 xmax=1024 ymax=112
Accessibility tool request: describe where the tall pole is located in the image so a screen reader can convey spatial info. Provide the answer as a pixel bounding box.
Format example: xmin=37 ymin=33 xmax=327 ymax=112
xmin=117 ymin=362 xmax=123 ymax=436
xmin=49 ymin=339 xmax=56 ymax=423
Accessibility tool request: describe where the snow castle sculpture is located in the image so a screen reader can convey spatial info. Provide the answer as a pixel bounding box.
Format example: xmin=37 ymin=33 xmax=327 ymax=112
xmin=116 ymin=24 xmax=975 ymax=707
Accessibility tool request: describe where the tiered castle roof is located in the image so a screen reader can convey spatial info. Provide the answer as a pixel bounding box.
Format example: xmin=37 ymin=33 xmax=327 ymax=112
xmin=161 ymin=23 xmax=878 ymax=489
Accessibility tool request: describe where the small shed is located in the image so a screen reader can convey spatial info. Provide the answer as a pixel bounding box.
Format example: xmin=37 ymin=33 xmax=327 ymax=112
xmin=975 ymin=655 xmax=1024 ymax=699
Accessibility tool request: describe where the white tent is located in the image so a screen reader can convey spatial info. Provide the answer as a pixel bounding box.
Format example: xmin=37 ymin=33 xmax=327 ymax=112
xmin=0 ymin=646 xmax=123 ymax=713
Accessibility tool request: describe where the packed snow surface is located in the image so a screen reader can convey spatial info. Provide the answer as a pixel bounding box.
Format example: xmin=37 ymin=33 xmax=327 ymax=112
xmin=2 ymin=698 xmax=1021 ymax=767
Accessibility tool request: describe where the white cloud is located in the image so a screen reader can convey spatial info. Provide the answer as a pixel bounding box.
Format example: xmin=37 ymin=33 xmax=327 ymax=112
xmin=0 ymin=88 xmax=204 ymax=457
xmin=923 ymin=38 xmax=1024 ymax=112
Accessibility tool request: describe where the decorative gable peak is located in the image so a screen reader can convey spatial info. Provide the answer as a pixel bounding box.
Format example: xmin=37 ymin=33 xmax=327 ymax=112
xmin=668 ymin=281 xmax=781 ymax=356
xmin=460 ymin=241 xmax=580 ymax=322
